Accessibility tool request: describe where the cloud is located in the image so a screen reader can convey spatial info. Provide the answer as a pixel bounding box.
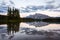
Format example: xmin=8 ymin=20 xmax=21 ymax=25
xmin=0 ymin=0 xmax=60 ymax=13
xmin=46 ymin=0 xmax=55 ymax=4
xmin=0 ymin=0 xmax=14 ymax=13
xmin=9 ymin=0 xmax=14 ymax=4
xmin=20 ymin=0 xmax=60 ymax=13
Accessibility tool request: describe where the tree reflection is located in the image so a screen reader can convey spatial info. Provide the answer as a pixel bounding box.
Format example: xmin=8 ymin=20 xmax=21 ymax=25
xmin=7 ymin=22 xmax=20 ymax=35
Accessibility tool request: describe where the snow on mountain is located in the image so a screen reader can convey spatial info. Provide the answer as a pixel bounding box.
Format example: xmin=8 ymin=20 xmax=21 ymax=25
xmin=25 ymin=13 xmax=50 ymax=19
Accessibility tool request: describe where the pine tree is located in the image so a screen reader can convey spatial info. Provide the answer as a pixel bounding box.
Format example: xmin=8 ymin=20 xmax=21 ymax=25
xmin=7 ymin=7 xmax=20 ymax=20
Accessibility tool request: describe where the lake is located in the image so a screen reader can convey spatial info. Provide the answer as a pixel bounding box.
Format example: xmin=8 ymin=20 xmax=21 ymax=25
xmin=0 ymin=21 xmax=60 ymax=40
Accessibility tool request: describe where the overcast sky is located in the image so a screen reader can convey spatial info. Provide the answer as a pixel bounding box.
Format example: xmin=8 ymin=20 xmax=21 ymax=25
xmin=0 ymin=0 xmax=59 ymax=8
xmin=0 ymin=0 xmax=60 ymax=17
xmin=11 ymin=0 xmax=60 ymax=8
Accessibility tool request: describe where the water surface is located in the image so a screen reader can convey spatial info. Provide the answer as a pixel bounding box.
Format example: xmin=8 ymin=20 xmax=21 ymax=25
xmin=0 ymin=21 xmax=60 ymax=40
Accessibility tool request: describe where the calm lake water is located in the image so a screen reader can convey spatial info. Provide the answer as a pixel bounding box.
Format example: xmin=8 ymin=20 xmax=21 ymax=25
xmin=0 ymin=21 xmax=60 ymax=40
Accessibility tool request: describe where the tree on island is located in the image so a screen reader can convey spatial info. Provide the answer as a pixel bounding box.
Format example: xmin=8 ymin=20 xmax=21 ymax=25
xmin=7 ymin=7 xmax=20 ymax=20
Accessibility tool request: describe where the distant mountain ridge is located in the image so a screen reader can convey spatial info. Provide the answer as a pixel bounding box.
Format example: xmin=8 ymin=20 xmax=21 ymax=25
xmin=25 ymin=13 xmax=50 ymax=19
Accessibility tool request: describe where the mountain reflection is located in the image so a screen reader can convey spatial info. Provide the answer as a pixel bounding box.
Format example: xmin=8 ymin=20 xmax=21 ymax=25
xmin=7 ymin=22 xmax=20 ymax=35
xmin=26 ymin=21 xmax=49 ymax=27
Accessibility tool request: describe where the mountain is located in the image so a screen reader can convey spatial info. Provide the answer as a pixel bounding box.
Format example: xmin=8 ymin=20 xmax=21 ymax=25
xmin=25 ymin=13 xmax=50 ymax=19
xmin=0 ymin=0 xmax=14 ymax=13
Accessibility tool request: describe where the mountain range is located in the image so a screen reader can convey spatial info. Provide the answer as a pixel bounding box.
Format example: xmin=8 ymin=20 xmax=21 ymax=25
xmin=25 ymin=13 xmax=50 ymax=19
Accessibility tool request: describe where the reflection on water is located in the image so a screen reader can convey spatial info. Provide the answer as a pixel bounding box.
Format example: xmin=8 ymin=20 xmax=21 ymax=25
xmin=26 ymin=21 xmax=49 ymax=27
xmin=7 ymin=23 xmax=19 ymax=35
xmin=0 ymin=21 xmax=60 ymax=40
xmin=0 ymin=23 xmax=20 ymax=40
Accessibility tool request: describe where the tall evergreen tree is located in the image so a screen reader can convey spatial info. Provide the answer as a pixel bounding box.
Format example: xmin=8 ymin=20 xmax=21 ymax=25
xmin=7 ymin=7 xmax=20 ymax=20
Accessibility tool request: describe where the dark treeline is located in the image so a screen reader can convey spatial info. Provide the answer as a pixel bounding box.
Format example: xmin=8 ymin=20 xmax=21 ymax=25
xmin=43 ymin=17 xmax=60 ymax=22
